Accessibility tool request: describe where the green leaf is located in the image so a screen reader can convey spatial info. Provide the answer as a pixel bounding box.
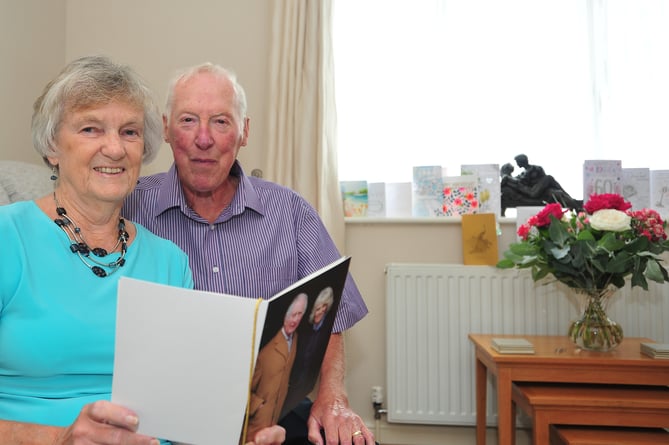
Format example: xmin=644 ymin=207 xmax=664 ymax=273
xmin=509 ymin=242 xmax=539 ymax=256
xmin=607 ymin=251 xmax=632 ymax=274
xmin=645 ymin=260 xmax=666 ymax=283
xmin=576 ymin=229 xmax=596 ymax=241
xmin=631 ymin=269 xmax=649 ymax=290
xmin=610 ymin=274 xmax=627 ymax=289
xmin=548 ymin=217 xmax=571 ymax=246
xmin=549 ymin=245 xmax=570 ymax=261
xmin=532 ymin=266 xmax=549 ymax=281
xmin=598 ymin=232 xmax=626 ymax=252
xmin=496 ymin=258 xmax=515 ymax=269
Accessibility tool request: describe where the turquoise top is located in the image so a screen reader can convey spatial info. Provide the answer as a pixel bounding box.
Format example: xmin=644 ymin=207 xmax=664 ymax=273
xmin=0 ymin=200 xmax=193 ymax=427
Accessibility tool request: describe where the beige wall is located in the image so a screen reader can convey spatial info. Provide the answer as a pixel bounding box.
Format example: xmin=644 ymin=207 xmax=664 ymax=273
xmin=0 ymin=0 xmax=66 ymax=164
xmin=64 ymin=0 xmax=271 ymax=176
xmin=0 ymin=2 xmax=527 ymax=443
xmin=0 ymin=0 xmax=270 ymax=174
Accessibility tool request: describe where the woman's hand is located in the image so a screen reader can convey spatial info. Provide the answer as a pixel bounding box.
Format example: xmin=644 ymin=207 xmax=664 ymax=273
xmin=55 ymin=401 xmax=158 ymax=444
xmin=245 ymin=425 xmax=285 ymax=445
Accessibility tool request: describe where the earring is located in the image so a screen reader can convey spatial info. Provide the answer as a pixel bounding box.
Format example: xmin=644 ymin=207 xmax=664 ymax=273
xmin=50 ymin=165 xmax=58 ymax=181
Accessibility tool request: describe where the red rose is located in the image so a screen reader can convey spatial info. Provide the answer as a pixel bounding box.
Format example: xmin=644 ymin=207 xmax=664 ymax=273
xmin=517 ymin=223 xmax=531 ymax=240
xmin=584 ymin=193 xmax=632 ymax=213
xmin=532 ymin=203 xmax=564 ymax=227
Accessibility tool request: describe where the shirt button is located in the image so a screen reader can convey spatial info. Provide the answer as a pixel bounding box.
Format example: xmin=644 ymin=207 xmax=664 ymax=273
xmin=209 ymin=224 xmax=215 ymax=231
xmin=212 ymin=266 xmax=220 ymax=273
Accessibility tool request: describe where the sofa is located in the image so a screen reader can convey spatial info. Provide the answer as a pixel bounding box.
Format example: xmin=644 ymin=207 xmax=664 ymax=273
xmin=0 ymin=160 xmax=52 ymax=205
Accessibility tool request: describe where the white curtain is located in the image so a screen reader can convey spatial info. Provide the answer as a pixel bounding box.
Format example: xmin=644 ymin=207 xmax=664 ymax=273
xmin=266 ymin=0 xmax=344 ymax=251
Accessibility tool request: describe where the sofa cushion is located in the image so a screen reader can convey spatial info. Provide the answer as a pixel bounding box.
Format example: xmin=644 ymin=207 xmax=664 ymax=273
xmin=0 ymin=160 xmax=52 ymax=205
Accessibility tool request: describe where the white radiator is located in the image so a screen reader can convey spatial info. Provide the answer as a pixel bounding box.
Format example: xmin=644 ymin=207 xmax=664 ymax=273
xmin=385 ymin=263 xmax=669 ymax=426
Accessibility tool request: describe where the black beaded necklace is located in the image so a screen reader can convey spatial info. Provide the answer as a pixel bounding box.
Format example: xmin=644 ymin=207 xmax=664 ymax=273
xmin=53 ymin=193 xmax=129 ymax=277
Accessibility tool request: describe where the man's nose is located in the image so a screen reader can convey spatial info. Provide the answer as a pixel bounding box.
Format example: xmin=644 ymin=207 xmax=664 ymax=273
xmin=195 ymin=124 xmax=214 ymax=149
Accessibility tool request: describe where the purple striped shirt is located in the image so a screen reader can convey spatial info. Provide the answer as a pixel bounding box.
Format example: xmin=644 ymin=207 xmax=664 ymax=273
xmin=123 ymin=162 xmax=368 ymax=332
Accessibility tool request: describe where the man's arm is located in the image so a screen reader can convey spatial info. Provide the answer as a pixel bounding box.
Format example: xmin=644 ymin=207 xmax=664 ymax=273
xmin=307 ymin=333 xmax=375 ymax=445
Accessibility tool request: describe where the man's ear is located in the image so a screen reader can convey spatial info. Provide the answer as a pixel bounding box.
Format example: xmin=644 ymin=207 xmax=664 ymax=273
xmin=162 ymin=114 xmax=170 ymax=143
xmin=240 ymin=117 xmax=250 ymax=147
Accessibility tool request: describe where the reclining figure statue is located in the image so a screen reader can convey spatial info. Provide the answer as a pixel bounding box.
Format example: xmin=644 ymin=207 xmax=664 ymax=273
xmin=500 ymin=154 xmax=583 ymax=216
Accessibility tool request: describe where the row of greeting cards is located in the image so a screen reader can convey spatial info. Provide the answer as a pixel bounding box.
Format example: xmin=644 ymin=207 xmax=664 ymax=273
xmin=341 ymin=160 xmax=669 ymax=266
xmin=340 ymin=160 xmax=669 ymax=219
xmin=340 ymin=164 xmax=498 ymax=219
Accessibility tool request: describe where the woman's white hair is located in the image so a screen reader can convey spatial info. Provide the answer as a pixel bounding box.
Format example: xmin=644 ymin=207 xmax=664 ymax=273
xmin=31 ymin=55 xmax=162 ymax=166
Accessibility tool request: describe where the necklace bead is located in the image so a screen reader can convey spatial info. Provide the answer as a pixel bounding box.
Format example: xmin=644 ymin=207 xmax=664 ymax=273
xmin=52 ymin=193 xmax=129 ymax=278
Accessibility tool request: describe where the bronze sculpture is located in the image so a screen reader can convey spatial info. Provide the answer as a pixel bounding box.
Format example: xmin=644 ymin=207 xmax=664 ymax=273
xmin=500 ymin=154 xmax=583 ymax=216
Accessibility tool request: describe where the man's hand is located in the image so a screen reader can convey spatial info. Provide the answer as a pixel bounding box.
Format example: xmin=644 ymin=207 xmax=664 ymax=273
xmin=307 ymin=333 xmax=375 ymax=445
xmin=306 ymin=394 xmax=374 ymax=445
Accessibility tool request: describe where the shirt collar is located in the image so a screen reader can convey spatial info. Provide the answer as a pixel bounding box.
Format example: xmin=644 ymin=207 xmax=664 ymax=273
xmin=229 ymin=161 xmax=265 ymax=217
xmin=155 ymin=161 xmax=266 ymax=221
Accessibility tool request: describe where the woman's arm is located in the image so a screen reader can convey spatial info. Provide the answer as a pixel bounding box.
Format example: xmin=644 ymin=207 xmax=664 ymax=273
xmin=0 ymin=420 xmax=61 ymax=445
xmin=0 ymin=401 xmax=158 ymax=445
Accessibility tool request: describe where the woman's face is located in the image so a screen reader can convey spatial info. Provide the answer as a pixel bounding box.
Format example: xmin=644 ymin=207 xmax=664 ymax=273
xmin=313 ymin=302 xmax=329 ymax=324
xmin=49 ymin=100 xmax=145 ymax=205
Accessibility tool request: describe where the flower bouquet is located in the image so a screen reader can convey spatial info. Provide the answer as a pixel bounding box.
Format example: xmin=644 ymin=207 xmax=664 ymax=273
xmin=497 ymin=193 xmax=669 ymax=350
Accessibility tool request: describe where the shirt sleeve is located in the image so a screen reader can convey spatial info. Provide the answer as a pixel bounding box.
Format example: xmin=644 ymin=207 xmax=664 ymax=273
xmin=295 ymin=200 xmax=369 ymax=332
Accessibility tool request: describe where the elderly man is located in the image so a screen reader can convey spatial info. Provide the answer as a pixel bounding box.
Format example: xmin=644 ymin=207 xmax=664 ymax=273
xmin=124 ymin=62 xmax=373 ymax=445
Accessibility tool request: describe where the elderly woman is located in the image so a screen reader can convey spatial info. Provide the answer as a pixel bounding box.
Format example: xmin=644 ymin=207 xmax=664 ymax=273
xmin=0 ymin=55 xmax=192 ymax=444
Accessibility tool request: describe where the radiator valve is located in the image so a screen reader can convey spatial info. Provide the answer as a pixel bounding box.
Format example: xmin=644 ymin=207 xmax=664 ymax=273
xmin=373 ymin=402 xmax=387 ymax=420
xmin=371 ymin=386 xmax=383 ymax=404
xmin=371 ymin=386 xmax=387 ymax=420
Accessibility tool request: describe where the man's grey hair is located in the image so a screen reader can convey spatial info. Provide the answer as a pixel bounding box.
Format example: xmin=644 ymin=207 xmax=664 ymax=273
xmin=164 ymin=62 xmax=248 ymax=134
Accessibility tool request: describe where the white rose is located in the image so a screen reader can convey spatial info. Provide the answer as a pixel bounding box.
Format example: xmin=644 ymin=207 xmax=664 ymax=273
xmin=589 ymin=209 xmax=631 ymax=232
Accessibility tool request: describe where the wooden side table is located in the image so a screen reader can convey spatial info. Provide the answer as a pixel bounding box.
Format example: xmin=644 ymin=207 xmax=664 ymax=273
xmin=468 ymin=334 xmax=669 ymax=445
xmin=512 ymin=382 xmax=669 ymax=444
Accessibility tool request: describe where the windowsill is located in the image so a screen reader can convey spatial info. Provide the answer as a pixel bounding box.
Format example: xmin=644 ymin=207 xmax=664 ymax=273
xmin=344 ymin=216 xmax=518 ymax=224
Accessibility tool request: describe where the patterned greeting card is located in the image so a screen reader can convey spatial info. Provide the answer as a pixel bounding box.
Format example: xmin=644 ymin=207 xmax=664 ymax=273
xmin=412 ymin=165 xmax=445 ymax=217
xmin=622 ymin=168 xmax=650 ymax=211
xmin=651 ymin=170 xmax=669 ymax=218
xmin=367 ymin=182 xmax=386 ymax=217
xmin=461 ymin=213 xmax=499 ymax=265
xmin=461 ymin=163 xmax=501 ymax=217
xmin=583 ymin=160 xmax=622 ymax=203
xmin=442 ymin=175 xmax=479 ymax=216
xmin=340 ymin=180 xmax=368 ymax=217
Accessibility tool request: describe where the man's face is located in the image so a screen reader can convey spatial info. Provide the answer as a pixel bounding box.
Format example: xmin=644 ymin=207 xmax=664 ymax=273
xmin=164 ymin=71 xmax=249 ymax=195
xmin=284 ymin=296 xmax=307 ymax=336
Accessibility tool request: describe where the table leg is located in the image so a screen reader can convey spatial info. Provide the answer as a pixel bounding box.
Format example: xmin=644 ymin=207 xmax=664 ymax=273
xmin=496 ymin=370 xmax=513 ymax=445
xmin=533 ymin=412 xmax=550 ymax=445
xmin=475 ymin=355 xmax=487 ymax=445
xmin=511 ymin=401 xmax=516 ymax=445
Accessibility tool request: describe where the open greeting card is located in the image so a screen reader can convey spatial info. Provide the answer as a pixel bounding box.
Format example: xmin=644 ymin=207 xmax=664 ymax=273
xmin=111 ymin=256 xmax=350 ymax=445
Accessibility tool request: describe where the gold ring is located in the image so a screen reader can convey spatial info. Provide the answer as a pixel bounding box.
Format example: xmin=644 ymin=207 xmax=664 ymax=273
xmin=352 ymin=430 xmax=363 ymax=437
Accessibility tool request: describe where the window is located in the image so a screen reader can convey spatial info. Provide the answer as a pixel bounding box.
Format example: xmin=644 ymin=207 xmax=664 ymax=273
xmin=333 ymin=1 xmax=669 ymax=201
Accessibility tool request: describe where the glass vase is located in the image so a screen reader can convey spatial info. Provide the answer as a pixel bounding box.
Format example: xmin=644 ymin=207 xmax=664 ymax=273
xmin=567 ymin=287 xmax=623 ymax=352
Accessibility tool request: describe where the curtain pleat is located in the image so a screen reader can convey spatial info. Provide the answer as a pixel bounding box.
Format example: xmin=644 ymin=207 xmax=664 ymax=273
xmin=267 ymin=0 xmax=345 ymax=251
